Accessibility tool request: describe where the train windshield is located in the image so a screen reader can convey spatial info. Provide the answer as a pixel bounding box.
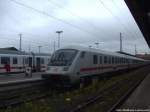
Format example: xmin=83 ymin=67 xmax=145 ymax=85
xmin=49 ymin=49 xmax=78 ymax=66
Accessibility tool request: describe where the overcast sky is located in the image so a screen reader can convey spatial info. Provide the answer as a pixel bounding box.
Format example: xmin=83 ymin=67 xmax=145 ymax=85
xmin=0 ymin=0 xmax=149 ymax=54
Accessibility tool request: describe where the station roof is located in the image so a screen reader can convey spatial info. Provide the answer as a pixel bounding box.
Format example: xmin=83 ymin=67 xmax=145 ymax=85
xmin=125 ymin=0 xmax=150 ymax=47
xmin=0 ymin=47 xmax=25 ymax=55
xmin=0 ymin=47 xmax=19 ymax=51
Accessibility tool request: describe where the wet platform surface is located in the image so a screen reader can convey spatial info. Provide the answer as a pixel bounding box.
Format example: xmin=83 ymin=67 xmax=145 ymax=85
xmin=120 ymin=73 xmax=150 ymax=110
xmin=0 ymin=72 xmax=44 ymax=84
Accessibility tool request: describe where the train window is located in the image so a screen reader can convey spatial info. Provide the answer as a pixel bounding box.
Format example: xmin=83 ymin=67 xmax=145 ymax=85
xmin=117 ymin=57 xmax=119 ymax=64
xmin=112 ymin=57 xmax=114 ymax=64
xmin=13 ymin=57 xmax=18 ymax=64
xmin=127 ymin=59 xmax=129 ymax=64
xmin=123 ymin=58 xmax=124 ymax=63
xmin=93 ymin=55 xmax=98 ymax=64
xmin=25 ymin=58 xmax=28 ymax=64
xmin=108 ymin=56 xmax=111 ymax=64
xmin=41 ymin=58 xmax=44 ymax=64
xmin=23 ymin=58 xmax=25 ymax=65
xmin=115 ymin=57 xmax=117 ymax=64
xmin=49 ymin=49 xmax=78 ymax=66
xmin=99 ymin=56 xmax=102 ymax=64
xmin=104 ymin=56 xmax=107 ymax=64
xmin=1 ymin=57 xmax=10 ymax=64
xmin=125 ymin=59 xmax=127 ymax=64
xmin=120 ymin=58 xmax=122 ymax=63
xmin=80 ymin=51 xmax=85 ymax=58
xmin=124 ymin=58 xmax=126 ymax=63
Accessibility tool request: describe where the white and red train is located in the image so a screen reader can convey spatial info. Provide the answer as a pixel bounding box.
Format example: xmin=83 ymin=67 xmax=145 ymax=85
xmin=42 ymin=46 xmax=147 ymax=86
xmin=0 ymin=49 xmax=51 ymax=73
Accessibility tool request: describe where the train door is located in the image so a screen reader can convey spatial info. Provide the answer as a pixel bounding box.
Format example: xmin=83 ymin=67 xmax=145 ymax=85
xmin=29 ymin=57 xmax=32 ymax=67
xmin=36 ymin=57 xmax=41 ymax=72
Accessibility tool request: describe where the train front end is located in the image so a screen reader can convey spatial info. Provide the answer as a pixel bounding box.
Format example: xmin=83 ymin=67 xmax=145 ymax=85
xmin=42 ymin=48 xmax=79 ymax=86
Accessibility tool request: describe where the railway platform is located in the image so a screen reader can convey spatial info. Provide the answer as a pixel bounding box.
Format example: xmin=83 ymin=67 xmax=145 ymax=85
xmin=0 ymin=72 xmax=43 ymax=84
xmin=119 ymin=72 xmax=150 ymax=111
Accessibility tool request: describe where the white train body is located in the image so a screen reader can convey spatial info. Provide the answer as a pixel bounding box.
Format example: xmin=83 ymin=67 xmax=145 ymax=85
xmin=43 ymin=46 xmax=146 ymax=85
xmin=0 ymin=49 xmax=51 ymax=73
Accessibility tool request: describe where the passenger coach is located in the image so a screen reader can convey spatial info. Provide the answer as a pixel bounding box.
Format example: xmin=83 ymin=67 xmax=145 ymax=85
xmin=42 ymin=46 xmax=146 ymax=86
xmin=0 ymin=48 xmax=51 ymax=73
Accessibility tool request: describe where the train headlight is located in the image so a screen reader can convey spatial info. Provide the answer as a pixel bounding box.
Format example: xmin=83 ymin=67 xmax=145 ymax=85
xmin=63 ymin=67 xmax=69 ymax=71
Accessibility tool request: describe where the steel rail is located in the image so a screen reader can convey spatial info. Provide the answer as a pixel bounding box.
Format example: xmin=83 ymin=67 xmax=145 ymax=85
xmin=65 ymin=66 xmax=149 ymax=112
xmin=0 ymin=79 xmax=47 ymax=108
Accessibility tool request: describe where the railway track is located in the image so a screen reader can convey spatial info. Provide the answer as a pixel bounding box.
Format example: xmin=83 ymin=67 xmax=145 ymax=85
xmin=107 ymin=77 xmax=144 ymax=112
xmin=0 ymin=66 xmax=149 ymax=111
xmin=61 ymin=66 xmax=150 ymax=112
xmin=0 ymin=79 xmax=49 ymax=108
xmin=68 ymin=76 xmax=145 ymax=112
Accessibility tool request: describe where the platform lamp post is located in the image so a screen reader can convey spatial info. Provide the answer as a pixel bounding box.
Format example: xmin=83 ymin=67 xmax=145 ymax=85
xmin=56 ymin=31 xmax=63 ymax=48
xmin=19 ymin=33 xmax=22 ymax=51
xmin=135 ymin=44 xmax=137 ymax=55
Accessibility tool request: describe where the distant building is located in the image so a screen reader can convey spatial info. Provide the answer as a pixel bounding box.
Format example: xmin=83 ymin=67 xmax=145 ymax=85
xmin=0 ymin=47 xmax=19 ymax=51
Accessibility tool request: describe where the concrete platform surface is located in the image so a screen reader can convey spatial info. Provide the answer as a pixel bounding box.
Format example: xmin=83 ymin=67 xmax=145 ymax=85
xmin=120 ymin=73 xmax=150 ymax=110
xmin=0 ymin=72 xmax=44 ymax=84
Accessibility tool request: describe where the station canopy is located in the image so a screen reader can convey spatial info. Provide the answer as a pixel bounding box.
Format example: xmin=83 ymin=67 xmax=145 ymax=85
xmin=125 ymin=0 xmax=150 ymax=47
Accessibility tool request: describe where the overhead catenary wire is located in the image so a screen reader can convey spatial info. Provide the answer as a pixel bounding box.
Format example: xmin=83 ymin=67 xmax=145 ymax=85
xmin=0 ymin=32 xmax=55 ymax=50
xmin=111 ymin=0 xmax=139 ymax=40
xmin=0 ymin=35 xmax=51 ymax=51
xmin=47 ymin=0 xmax=116 ymax=38
xmin=98 ymin=0 xmax=136 ymax=40
xmin=47 ymin=0 xmax=96 ymax=28
xmin=10 ymin=0 xmax=104 ymax=39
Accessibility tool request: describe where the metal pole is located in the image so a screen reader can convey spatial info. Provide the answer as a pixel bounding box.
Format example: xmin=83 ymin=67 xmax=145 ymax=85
xmin=58 ymin=33 xmax=60 ymax=48
xmin=19 ymin=34 xmax=22 ymax=51
xmin=56 ymin=31 xmax=63 ymax=48
xmin=135 ymin=44 xmax=137 ymax=55
xmin=28 ymin=44 xmax=31 ymax=52
xmin=54 ymin=41 xmax=56 ymax=52
xmin=120 ymin=32 xmax=123 ymax=52
xmin=38 ymin=46 xmax=42 ymax=53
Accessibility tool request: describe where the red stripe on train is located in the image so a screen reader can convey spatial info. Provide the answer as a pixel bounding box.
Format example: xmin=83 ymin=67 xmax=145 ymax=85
xmin=80 ymin=66 xmax=103 ymax=72
xmin=80 ymin=65 xmax=127 ymax=72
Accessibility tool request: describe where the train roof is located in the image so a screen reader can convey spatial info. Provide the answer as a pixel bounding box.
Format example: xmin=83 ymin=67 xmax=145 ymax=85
xmin=0 ymin=49 xmax=27 ymax=55
xmin=60 ymin=45 xmax=145 ymax=61
xmin=0 ymin=47 xmax=19 ymax=51
xmin=0 ymin=49 xmax=51 ymax=56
